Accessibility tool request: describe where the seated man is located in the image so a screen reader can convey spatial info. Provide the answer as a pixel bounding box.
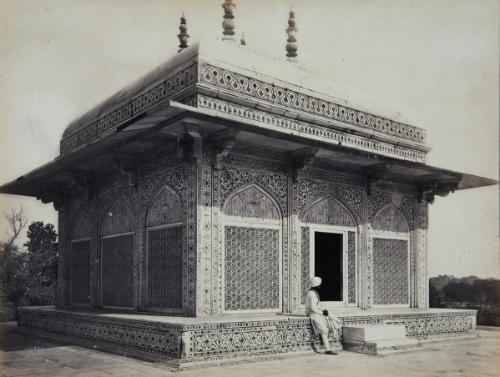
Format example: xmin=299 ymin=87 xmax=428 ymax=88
xmin=305 ymin=276 xmax=343 ymax=354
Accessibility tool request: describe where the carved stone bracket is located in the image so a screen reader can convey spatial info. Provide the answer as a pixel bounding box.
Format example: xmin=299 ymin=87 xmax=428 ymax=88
xmin=211 ymin=129 xmax=239 ymax=169
xmin=365 ymin=163 xmax=388 ymax=195
xmin=417 ymin=175 xmax=460 ymax=204
xmin=69 ymin=170 xmax=96 ymax=199
xmin=291 ymin=147 xmax=319 ymax=182
xmin=182 ymin=120 xmax=204 ymax=163
xmin=36 ymin=186 xmax=67 ymax=210
xmin=112 ymin=159 xmax=138 ymax=189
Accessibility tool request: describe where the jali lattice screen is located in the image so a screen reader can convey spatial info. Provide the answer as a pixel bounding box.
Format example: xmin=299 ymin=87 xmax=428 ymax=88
xmin=70 ymin=240 xmax=91 ymax=304
xmin=224 ymin=226 xmax=280 ymax=311
xmin=373 ymin=237 xmax=409 ymax=305
xmin=101 ymin=234 xmax=134 ymax=308
xmin=147 ymin=226 xmax=183 ymax=309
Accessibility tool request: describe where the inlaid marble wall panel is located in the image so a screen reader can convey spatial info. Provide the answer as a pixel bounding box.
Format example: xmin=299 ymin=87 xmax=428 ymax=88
xmin=140 ymin=157 xmax=192 ymax=314
xmin=100 ymin=198 xmax=136 ymax=309
xmin=215 ymin=149 xmax=288 ymax=313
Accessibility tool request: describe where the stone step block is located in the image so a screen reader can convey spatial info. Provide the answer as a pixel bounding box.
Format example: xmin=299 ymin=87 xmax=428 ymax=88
xmin=342 ymin=324 xmax=407 ymax=342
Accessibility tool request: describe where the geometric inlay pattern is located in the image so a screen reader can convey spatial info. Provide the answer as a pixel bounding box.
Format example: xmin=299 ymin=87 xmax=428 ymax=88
xmin=224 ymin=226 xmax=280 ymax=311
xmin=101 ymin=234 xmax=134 ymax=308
xmin=147 ymin=226 xmax=183 ymax=309
xmin=70 ymin=240 xmax=91 ymax=305
xmin=373 ymin=238 xmax=409 ymax=305
xmin=347 ymin=231 xmax=356 ymax=304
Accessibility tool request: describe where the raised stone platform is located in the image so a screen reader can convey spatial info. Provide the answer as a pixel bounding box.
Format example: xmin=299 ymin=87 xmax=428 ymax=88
xmin=17 ymin=306 xmax=477 ymax=368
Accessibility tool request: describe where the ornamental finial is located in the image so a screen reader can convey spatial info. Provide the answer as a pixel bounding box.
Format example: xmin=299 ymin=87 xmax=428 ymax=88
xmin=240 ymin=33 xmax=246 ymax=46
xmin=222 ymin=0 xmax=236 ymax=41
xmin=177 ymin=13 xmax=189 ymax=53
xmin=286 ymin=9 xmax=298 ymax=61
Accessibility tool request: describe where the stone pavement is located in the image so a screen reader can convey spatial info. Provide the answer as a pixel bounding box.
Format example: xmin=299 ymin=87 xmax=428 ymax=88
xmin=1 ymin=322 xmax=498 ymax=377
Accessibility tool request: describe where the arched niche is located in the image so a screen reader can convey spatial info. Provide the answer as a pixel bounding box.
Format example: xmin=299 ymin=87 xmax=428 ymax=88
xmin=70 ymin=206 xmax=93 ymax=305
xmin=101 ymin=200 xmax=135 ymax=236
xmin=145 ymin=186 xmax=184 ymax=311
xmin=372 ymin=205 xmax=410 ymax=233
xmin=301 ymin=195 xmax=356 ymax=227
xmin=100 ymin=200 xmax=135 ymax=309
xmin=223 ymin=184 xmax=281 ymax=221
xmin=146 ymin=186 xmax=184 ymax=227
xmin=71 ymin=206 xmax=93 ymax=239
xmin=222 ymin=184 xmax=282 ymax=313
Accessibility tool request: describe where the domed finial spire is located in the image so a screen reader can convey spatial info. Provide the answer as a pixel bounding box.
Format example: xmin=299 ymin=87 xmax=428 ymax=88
xmin=286 ymin=9 xmax=298 ymax=61
xmin=222 ymin=0 xmax=236 ymax=41
xmin=177 ymin=13 xmax=189 ymax=53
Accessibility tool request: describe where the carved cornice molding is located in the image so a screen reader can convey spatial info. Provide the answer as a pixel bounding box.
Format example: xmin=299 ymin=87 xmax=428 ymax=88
xmin=196 ymin=95 xmax=427 ymax=163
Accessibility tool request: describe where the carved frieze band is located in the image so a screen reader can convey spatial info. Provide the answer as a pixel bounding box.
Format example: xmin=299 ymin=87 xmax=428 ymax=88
xmin=199 ymin=64 xmax=427 ymax=144
xmin=197 ymin=95 xmax=426 ymax=163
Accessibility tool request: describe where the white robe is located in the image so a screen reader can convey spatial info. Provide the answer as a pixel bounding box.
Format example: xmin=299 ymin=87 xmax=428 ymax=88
xmin=305 ymin=290 xmax=342 ymax=336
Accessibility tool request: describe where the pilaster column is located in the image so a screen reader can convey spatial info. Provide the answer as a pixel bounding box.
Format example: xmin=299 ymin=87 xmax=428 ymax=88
xmin=415 ymin=200 xmax=429 ymax=308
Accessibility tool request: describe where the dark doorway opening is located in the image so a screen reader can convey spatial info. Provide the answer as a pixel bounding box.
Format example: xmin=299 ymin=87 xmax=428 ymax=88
xmin=314 ymin=232 xmax=343 ymax=301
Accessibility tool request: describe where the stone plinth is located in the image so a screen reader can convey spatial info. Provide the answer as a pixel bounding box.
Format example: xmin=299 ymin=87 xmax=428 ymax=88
xmin=17 ymin=306 xmax=477 ymax=368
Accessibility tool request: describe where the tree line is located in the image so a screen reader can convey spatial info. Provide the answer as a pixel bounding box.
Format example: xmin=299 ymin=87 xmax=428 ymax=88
xmin=429 ymin=275 xmax=500 ymax=326
xmin=0 ymin=207 xmax=58 ymax=320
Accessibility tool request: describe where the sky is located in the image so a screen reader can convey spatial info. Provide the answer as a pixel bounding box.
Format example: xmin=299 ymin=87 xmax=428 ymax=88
xmin=0 ymin=0 xmax=498 ymax=278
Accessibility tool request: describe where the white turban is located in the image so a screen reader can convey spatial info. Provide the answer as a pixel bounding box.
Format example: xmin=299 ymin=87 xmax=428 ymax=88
xmin=309 ymin=276 xmax=322 ymax=288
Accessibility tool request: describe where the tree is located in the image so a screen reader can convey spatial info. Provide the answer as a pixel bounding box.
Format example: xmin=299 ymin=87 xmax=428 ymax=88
xmin=1 ymin=207 xmax=29 ymax=318
xmin=23 ymin=222 xmax=58 ymax=305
